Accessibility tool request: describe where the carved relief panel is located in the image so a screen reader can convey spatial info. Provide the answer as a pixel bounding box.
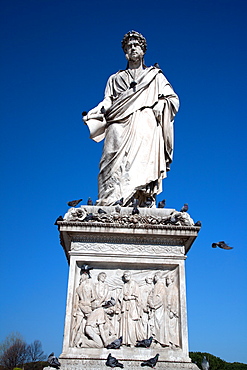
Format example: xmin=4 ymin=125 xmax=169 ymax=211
xmin=70 ymin=264 xmax=181 ymax=350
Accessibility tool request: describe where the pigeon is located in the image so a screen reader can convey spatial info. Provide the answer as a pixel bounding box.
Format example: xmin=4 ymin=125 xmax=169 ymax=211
xmin=180 ymin=203 xmax=188 ymax=212
xmin=154 ymin=63 xmax=160 ymax=69
xmin=132 ymin=204 xmax=139 ymax=215
xmin=201 ymin=356 xmax=209 ymax=370
xmin=130 ymin=81 xmax=137 ymax=89
xmin=106 ymin=336 xmax=122 ymax=349
xmin=67 ymin=199 xmax=82 ymax=207
xmin=102 ymin=297 xmax=116 ymax=308
xmin=98 ymin=208 xmax=107 ymax=214
xmin=84 ymin=213 xmax=94 ymax=221
xmin=54 ymin=215 xmax=63 ymax=225
xmin=47 ymin=353 xmax=60 ymax=369
xmin=144 ymin=197 xmax=153 ymax=208
xmin=212 ymin=241 xmax=233 ymax=250
xmin=80 ymin=264 xmax=93 ymax=277
xmin=136 ymin=336 xmax=153 ymax=348
xmin=194 ymin=221 xmax=202 ymax=227
xmin=141 ymin=354 xmax=159 ymax=368
xmin=158 ymin=199 xmax=166 ymax=208
xmin=105 ymin=353 xmax=124 ymax=368
xmin=100 ymin=106 xmax=106 ymax=114
xmin=87 ymin=197 xmax=93 ymax=205
xmin=113 ymin=198 xmax=124 ymax=206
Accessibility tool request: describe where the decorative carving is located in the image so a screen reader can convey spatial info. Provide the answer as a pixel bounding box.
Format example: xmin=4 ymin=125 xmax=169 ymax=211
xmin=63 ymin=207 xmax=195 ymax=227
xmin=71 ymin=242 xmax=184 ymax=256
xmin=70 ymin=267 xmax=180 ymax=349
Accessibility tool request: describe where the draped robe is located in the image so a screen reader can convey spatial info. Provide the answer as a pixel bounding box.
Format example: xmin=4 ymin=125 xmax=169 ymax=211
xmin=85 ymin=66 xmax=179 ymax=206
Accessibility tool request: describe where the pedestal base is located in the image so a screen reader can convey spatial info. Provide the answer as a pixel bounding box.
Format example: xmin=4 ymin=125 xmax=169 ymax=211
xmin=57 ymin=358 xmax=200 ymax=369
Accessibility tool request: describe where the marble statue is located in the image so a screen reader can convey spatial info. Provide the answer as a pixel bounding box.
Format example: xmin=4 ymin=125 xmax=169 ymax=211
xmin=165 ymin=274 xmax=180 ymax=347
xmin=119 ymin=271 xmax=145 ymax=346
xmin=71 ymin=272 xmax=96 ymax=347
xmin=147 ymin=272 xmax=168 ymax=347
xmin=140 ymin=275 xmax=154 ymax=338
xmin=94 ymin=272 xmax=109 ymax=309
xmin=83 ymin=31 xmax=179 ymax=207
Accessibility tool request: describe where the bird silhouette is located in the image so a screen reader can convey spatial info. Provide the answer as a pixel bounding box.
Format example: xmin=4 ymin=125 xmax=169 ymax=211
xmin=136 ymin=336 xmax=153 ymax=348
xmin=144 ymin=197 xmax=153 ymax=208
xmin=67 ymin=199 xmax=82 ymax=207
xmin=47 ymin=353 xmax=60 ymax=369
xmin=132 ymin=204 xmax=139 ymax=215
xmin=102 ymin=297 xmax=116 ymax=308
xmin=81 ymin=111 xmax=88 ymax=117
xmin=201 ymin=356 xmax=209 ymax=370
xmin=212 ymin=241 xmax=233 ymax=250
xmin=87 ymin=197 xmax=93 ymax=205
xmin=106 ymin=336 xmax=122 ymax=349
xmin=105 ymin=353 xmax=124 ymax=368
xmin=80 ymin=264 xmax=93 ymax=277
xmin=194 ymin=221 xmax=202 ymax=227
xmin=54 ymin=216 xmax=63 ymax=225
xmin=154 ymin=63 xmax=161 ymax=69
xmin=180 ymin=203 xmax=188 ymax=212
xmin=130 ymin=81 xmax=137 ymax=89
xmin=141 ymin=354 xmax=159 ymax=368
xmin=100 ymin=106 xmax=106 ymax=114
xmin=113 ymin=198 xmax=124 ymax=206
xmin=158 ymin=199 xmax=166 ymax=208
xmin=98 ymin=208 xmax=107 ymax=214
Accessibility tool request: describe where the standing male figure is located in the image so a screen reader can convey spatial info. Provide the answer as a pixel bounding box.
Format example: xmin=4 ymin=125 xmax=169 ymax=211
xmin=84 ymin=31 xmax=179 ymax=207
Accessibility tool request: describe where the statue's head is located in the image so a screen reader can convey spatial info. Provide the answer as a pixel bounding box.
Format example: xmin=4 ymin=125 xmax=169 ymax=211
xmin=121 ymin=30 xmax=147 ymax=54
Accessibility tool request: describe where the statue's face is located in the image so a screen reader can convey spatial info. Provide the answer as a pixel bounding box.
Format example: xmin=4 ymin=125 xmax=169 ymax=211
xmin=98 ymin=273 xmax=106 ymax=282
xmin=123 ymin=271 xmax=131 ymax=282
xmin=125 ymin=38 xmax=144 ymax=63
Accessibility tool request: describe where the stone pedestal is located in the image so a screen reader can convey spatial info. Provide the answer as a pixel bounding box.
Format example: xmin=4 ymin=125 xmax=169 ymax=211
xmin=57 ymin=205 xmax=200 ymax=369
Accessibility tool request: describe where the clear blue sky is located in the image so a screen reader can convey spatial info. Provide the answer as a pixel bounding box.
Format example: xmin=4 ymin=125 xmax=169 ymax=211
xmin=1 ymin=0 xmax=247 ymax=364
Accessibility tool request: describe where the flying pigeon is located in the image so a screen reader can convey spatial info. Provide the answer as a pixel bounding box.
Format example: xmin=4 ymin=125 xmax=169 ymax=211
xmin=141 ymin=354 xmax=159 ymax=368
xmin=106 ymin=336 xmax=122 ymax=349
xmin=180 ymin=203 xmax=188 ymax=212
xmin=67 ymin=199 xmax=82 ymax=207
xmin=102 ymin=297 xmax=116 ymax=308
xmin=87 ymin=197 xmax=93 ymax=205
xmin=158 ymin=199 xmax=166 ymax=208
xmin=105 ymin=353 xmax=124 ymax=368
xmin=212 ymin=241 xmax=233 ymax=250
xmin=136 ymin=336 xmax=153 ymax=348
xmin=201 ymin=356 xmax=209 ymax=370
xmin=113 ymin=198 xmax=124 ymax=206
xmin=47 ymin=353 xmax=60 ymax=369
xmin=54 ymin=215 xmax=63 ymax=225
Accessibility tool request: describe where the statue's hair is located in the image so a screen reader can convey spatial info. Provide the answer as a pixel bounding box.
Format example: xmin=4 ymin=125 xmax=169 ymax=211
xmin=121 ymin=30 xmax=147 ymax=53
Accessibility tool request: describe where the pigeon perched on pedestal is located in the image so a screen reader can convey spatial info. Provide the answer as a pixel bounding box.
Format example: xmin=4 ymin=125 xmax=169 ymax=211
xmin=54 ymin=216 xmax=63 ymax=225
xmin=180 ymin=203 xmax=188 ymax=212
xmin=106 ymin=336 xmax=122 ymax=349
xmin=158 ymin=199 xmax=166 ymax=208
xmin=141 ymin=354 xmax=159 ymax=368
xmin=136 ymin=336 xmax=153 ymax=348
xmin=212 ymin=241 xmax=233 ymax=250
xmin=87 ymin=197 xmax=93 ymax=205
xmin=67 ymin=199 xmax=82 ymax=207
xmin=113 ymin=198 xmax=124 ymax=206
xmin=105 ymin=353 xmax=124 ymax=368
xmin=47 ymin=353 xmax=60 ymax=369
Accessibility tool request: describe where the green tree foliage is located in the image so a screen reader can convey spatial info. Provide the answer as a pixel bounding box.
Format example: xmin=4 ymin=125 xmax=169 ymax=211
xmin=189 ymin=352 xmax=247 ymax=370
